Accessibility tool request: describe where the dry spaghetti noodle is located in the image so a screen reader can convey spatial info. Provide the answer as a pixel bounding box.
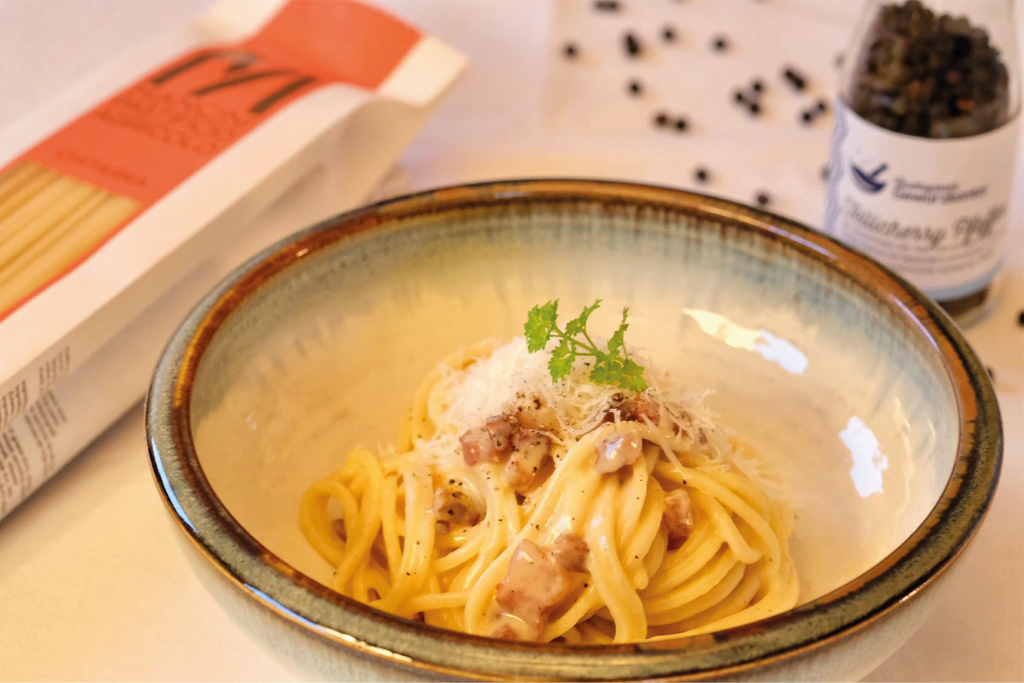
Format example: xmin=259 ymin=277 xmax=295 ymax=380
xmin=0 ymin=161 xmax=138 ymax=316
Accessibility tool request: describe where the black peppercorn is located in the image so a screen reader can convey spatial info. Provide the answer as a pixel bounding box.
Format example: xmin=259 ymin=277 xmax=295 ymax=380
xmin=756 ymin=192 xmax=770 ymax=206
xmin=783 ymin=67 xmax=807 ymax=90
xmin=654 ymin=111 xmax=670 ymax=127
xmin=712 ymin=36 xmax=728 ymax=51
xmin=847 ymin=0 xmax=1011 ymax=138
xmin=816 ymin=99 xmax=828 ymax=113
xmin=662 ymin=26 xmax=676 ymax=42
xmin=694 ymin=167 xmax=709 ymax=183
xmin=734 ymin=90 xmax=746 ymax=103
xmin=675 ymin=117 xmax=688 ymax=131
xmin=751 ymin=79 xmax=764 ymax=93
xmin=628 ymin=80 xmax=642 ymax=95
xmin=1019 ymin=309 xmax=1024 ymax=326
xmin=624 ymin=32 xmax=642 ymax=57
xmin=563 ymin=43 xmax=578 ymax=59
xmin=748 ymin=101 xmax=761 ymax=115
xmin=801 ymin=110 xmax=814 ymax=124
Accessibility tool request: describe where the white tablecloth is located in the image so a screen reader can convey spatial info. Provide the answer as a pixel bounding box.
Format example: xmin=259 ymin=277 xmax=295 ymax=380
xmin=0 ymin=1 xmax=1020 ymax=680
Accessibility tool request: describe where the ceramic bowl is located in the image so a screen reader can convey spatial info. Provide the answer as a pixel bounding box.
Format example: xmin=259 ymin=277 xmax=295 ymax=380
xmin=146 ymin=179 xmax=1001 ymax=681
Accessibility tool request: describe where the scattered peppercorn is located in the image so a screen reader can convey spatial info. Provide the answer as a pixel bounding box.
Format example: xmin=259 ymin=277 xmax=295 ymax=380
xmin=748 ymin=101 xmax=761 ymax=115
xmin=694 ymin=167 xmax=709 ymax=183
xmin=816 ymin=99 xmax=828 ymax=113
xmin=801 ymin=110 xmax=814 ymax=124
xmin=756 ymin=192 xmax=770 ymax=206
xmin=624 ymin=32 xmax=642 ymax=57
xmin=594 ymin=0 xmax=620 ymax=10
xmin=712 ymin=36 xmax=728 ymax=51
xmin=1018 ymin=309 xmax=1024 ymax=326
xmin=563 ymin=43 xmax=578 ymax=59
xmin=654 ymin=111 xmax=670 ymax=127
xmin=662 ymin=26 xmax=676 ymax=42
xmin=783 ymin=67 xmax=807 ymax=90
xmin=734 ymin=90 xmax=746 ymax=103
xmin=675 ymin=117 xmax=689 ymax=131
xmin=751 ymin=79 xmax=764 ymax=92
xmin=628 ymin=79 xmax=643 ymax=95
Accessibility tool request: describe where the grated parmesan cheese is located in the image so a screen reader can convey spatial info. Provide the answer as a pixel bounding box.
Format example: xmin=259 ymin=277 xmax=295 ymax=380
xmin=406 ymin=336 xmax=790 ymax=510
xmin=424 ymin=338 xmax=730 ymax=456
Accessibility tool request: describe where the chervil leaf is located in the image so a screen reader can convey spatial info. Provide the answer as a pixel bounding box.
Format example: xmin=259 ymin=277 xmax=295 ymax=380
xmin=607 ymin=307 xmax=629 ymax=357
xmin=564 ymin=299 xmax=602 ymax=338
xmin=548 ymin=338 xmax=575 ymax=382
xmin=617 ymin=358 xmax=648 ymax=392
xmin=523 ymin=299 xmax=646 ymax=390
xmin=586 ymin=356 xmax=618 ymax=386
xmin=524 ymin=300 xmax=559 ymax=352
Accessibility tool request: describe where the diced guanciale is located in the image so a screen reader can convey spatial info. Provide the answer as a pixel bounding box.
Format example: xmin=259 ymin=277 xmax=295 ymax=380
xmin=460 ymin=428 xmax=496 ymax=466
xmin=631 ymin=394 xmax=661 ymax=423
xmin=552 ymin=532 xmax=589 ymax=573
xmin=494 ymin=534 xmax=590 ymax=639
xmin=516 ymin=402 xmax=560 ymax=432
xmin=432 ymin=488 xmax=479 ymax=527
xmin=663 ymin=488 xmax=694 ymax=544
xmin=460 ymin=404 xmax=558 ymax=491
xmin=486 ymin=415 xmax=517 ymax=453
xmin=594 ymin=431 xmax=643 ymax=473
xmin=602 ymin=393 xmax=661 ymax=425
xmin=459 ymin=414 xmax=516 ymax=465
xmin=503 ymin=430 xmax=552 ymax=493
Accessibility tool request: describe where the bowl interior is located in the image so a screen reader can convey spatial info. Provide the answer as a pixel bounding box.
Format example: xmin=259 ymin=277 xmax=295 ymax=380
xmin=189 ymin=193 xmax=959 ymax=612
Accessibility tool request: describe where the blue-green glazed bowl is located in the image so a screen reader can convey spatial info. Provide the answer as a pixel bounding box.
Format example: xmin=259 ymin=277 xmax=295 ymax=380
xmin=146 ymin=179 xmax=1001 ymax=681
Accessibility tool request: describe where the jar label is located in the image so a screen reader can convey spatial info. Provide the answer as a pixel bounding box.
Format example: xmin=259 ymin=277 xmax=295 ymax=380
xmin=825 ymin=101 xmax=1020 ymax=301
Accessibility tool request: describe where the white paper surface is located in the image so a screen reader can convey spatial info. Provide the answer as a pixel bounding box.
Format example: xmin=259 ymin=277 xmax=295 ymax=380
xmin=0 ymin=1 xmax=1020 ymax=681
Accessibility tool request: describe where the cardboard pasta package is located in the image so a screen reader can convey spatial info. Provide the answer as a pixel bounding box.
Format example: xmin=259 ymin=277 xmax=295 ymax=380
xmin=0 ymin=0 xmax=465 ymax=519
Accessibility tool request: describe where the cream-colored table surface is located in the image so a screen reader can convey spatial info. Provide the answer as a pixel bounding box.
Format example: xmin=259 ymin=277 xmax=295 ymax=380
xmin=0 ymin=1 xmax=1020 ymax=680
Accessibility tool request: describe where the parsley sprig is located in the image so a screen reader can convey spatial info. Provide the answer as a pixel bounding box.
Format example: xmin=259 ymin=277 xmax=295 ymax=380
xmin=524 ymin=299 xmax=647 ymax=391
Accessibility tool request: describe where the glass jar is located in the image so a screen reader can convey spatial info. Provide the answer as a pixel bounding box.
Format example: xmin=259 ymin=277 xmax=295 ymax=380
xmin=825 ymin=0 xmax=1021 ymax=326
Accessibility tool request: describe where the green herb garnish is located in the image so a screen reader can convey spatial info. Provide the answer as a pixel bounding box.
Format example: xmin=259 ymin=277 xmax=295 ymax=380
xmin=524 ymin=299 xmax=647 ymax=391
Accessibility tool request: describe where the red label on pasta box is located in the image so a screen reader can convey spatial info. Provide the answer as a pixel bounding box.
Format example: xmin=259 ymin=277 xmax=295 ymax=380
xmin=0 ymin=0 xmax=421 ymax=320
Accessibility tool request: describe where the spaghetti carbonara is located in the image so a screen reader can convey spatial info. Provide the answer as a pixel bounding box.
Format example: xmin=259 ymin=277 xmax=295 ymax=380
xmin=300 ymin=337 xmax=798 ymax=643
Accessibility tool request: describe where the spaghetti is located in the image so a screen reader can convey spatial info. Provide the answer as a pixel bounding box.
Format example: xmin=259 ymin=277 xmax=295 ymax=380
xmin=300 ymin=337 xmax=799 ymax=642
xmin=0 ymin=162 xmax=138 ymax=316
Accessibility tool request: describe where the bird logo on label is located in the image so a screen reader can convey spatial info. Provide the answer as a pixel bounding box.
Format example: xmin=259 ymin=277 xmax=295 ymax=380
xmin=851 ymin=162 xmax=888 ymax=193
